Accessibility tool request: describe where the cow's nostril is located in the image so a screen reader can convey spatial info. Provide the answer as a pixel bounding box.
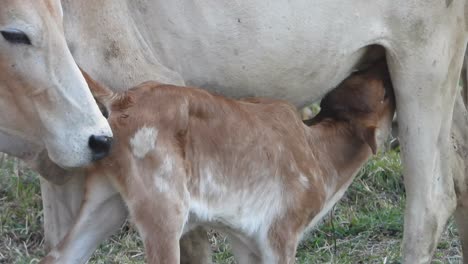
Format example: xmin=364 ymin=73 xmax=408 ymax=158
xmin=88 ymin=135 xmax=113 ymax=161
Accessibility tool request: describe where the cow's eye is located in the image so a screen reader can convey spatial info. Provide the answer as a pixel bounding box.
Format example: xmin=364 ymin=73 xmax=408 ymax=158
xmin=1 ymin=29 xmax=31 ymax=45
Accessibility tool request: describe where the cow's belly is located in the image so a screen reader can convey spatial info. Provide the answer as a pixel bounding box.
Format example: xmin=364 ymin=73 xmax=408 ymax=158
xmin=184 ymin=49 xmax=366 ymax=106
xmin=129 ymin=0 xmax=390 ymax=106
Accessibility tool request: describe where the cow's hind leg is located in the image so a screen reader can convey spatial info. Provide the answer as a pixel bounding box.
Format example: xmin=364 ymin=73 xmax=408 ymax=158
xmin=385 ymin=24 xmax=467 ymax=262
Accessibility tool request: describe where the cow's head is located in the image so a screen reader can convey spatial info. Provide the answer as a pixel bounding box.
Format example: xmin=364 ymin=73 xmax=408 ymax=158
xmin=0 ymin=0 xmax=112 ymax=168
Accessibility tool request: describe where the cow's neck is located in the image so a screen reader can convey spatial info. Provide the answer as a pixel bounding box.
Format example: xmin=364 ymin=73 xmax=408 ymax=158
xmin=306 ymin=120 xmax=372 ymax=197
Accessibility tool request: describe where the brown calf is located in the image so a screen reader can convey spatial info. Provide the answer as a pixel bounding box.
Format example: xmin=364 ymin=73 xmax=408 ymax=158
xmin=42 ymin=61 xmax=395 ymax=264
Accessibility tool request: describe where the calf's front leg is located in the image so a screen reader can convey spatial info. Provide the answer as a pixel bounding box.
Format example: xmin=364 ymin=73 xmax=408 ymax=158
xmin=128 ymin=191 xmax=188 ymax=264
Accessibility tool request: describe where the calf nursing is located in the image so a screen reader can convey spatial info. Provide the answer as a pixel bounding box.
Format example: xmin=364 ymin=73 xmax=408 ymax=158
xmin=54 ymin=62 xmax=395 ymax=263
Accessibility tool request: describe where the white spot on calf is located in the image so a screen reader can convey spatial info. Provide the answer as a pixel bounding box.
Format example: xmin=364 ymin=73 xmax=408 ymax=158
xmin=159 ymin=154 xmax=174 ymax=176
xmin=190 ymin=165 xmax=285 ymax=236
xmin=153 ymin=155 xmax=176 ymax=193
xmin=154 ymin=177 xmax=170 ymax=193
xmin=291 ymin=163 xmax=309 ymax=188
xmin=130 ymin=126 xmax=158 ymax=158
xmin=299 ymin=174 xmax=309 ymax=188
xmin=199 ymin=165 xmax=227 ymax=196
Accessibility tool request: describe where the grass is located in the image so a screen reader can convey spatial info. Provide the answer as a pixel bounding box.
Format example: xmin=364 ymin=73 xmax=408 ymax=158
xmin=0 ymin=149 xmax=463 ymax=263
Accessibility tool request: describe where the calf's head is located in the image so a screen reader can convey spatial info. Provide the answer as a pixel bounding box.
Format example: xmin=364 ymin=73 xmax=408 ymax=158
xmin=317 ymin=61 xmax=395 ymax=154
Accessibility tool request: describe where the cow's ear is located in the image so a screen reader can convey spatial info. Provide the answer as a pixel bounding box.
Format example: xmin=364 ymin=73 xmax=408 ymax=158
xmin=360 ymin=126 xmax=378 ymax=155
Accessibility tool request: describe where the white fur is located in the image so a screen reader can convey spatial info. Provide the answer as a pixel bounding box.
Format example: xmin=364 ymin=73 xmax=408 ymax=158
xmin=189 ymin=166 xmax=284 ymax=236
xmin=153 ymin=154 xmax=174 ymax=193
xmin=158 ymin=154 xmax=174 ymax=176
xmin=130 ymin=126 xmax=158 ymax=159
xmin=299 ymin=174 xmax=309 ymax=188
xmin=154 ymin=177 xmax=170 ymax=193
xmin=198 ymin=165 xmax=227 ymax=197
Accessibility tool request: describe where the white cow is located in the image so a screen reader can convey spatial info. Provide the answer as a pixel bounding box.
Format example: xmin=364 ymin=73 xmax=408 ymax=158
xmin=0 ymin=0 xmax=113 ymax=168
xmin=2 ymin=0 xmax=468 ymax=263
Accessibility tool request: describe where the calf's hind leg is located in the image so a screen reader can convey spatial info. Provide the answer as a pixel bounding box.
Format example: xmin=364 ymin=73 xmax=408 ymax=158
xmin=228 ymin=234 xmax=262 ymax=264
xmin=180 ymin=227 xmax=212 ymax=264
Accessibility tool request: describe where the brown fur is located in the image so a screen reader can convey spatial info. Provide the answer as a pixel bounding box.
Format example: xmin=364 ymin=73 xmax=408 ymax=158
xmin=85 ymin=60 xmax=395 ymax=263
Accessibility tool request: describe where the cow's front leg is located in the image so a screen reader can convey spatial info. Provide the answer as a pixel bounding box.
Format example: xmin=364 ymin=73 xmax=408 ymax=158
xmin=40 ymin=173 xmax=127 ymax=264
xmin=386 ymin=28 xmax=467 ymax=263
xmin=40 ymin=173 xmax=86 ymax=250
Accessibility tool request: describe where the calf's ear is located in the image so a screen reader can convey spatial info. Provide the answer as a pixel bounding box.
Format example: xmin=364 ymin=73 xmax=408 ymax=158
xmin=95 ymin=98 xmax=109 ymax=119
xmin=78 ymin=66 xmax=114 ymax=101
xmin=360 ymin=126 xmax=378 ymax=155
xmin=78 ymin=66 xmax=114 ymax=118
